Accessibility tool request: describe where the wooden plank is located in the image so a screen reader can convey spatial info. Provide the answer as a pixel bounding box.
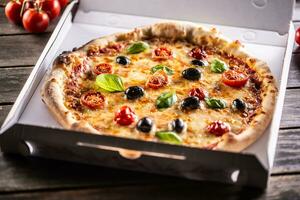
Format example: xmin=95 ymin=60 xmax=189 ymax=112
xmin=0 ymin=174 xmax=299 ymax=200
xmin=0 ymin=35 xmax=50 ymax=67
xmin=0 ymin=7 xmax=57 ymax=36
xmin=0 ymin=105 xmax=12 ymax=126
xmin=287 ymin=53 xmax=300 ymax=88
xmin=280 ymin=89 xmax=300 ymax=128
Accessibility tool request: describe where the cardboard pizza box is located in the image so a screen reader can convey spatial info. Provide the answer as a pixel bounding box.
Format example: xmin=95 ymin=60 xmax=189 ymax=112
xmin=0 ymin=0 xmax=295 ymax=188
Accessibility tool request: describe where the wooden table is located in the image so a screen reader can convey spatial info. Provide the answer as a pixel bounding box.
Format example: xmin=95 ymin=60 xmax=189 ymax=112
xmin=1 ymin=7 xmax=300 ymax=200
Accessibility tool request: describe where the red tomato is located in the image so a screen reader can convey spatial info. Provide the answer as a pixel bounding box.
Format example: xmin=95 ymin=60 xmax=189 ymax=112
xmin=188 ymin=47 xmax=207 ymax=60
xmin=207 ymin=121 xmax=230 ymax=136
xmin=80 ymin=91 xmax=105 ymax=110
xmin=5 ymin=1 xmax=22 ymax=25
xmin=58 ymin=0 xmax=69 ymax=8
xmin=222 ymin=70 xmax=248 ymax=87
xmin=295 ymin=28 xmax=300 ymax=45
xmin=146 ymin=71 xmax=169 ymax=89
xmin=188 ymin=87 xmax=207 ymax=100
xmin=114 ymin=106 xmax=136 ymax=126
xmin=152 ymin=47 xmax=173 ymax=60
xmin=93 ymin=63 xmax=113 ymax=75
xmin=22 ymin=8 xmax=49 ymax=33
xmin=41 ymin=0 xmax=61 ymax=20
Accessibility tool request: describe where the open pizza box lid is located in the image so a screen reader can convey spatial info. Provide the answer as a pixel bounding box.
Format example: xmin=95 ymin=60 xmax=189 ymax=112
xmin=0 ymin=0 xmax=295 ymax=188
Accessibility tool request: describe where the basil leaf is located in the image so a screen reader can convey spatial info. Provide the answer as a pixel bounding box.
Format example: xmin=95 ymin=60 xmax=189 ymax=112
xmin=151 ymin=64 xmax=174 ymax=75
xmin=155 ymin=131 xmax=182 ymax=144
xmin=156 ymin=91 xmax=177 ymax=109
xmin=205 ymin=97 xmax=227 ymax=109
xmin=95 ymin=74 xmax=125 ymax=92
xmin=127 ymin=41 xmax=149 ymax=54
xmin=210 ymin=59 xmax=228 ymax=73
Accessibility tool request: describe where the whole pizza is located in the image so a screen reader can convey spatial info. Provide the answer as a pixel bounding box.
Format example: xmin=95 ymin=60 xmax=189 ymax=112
xmin=41 ymin=22 xmax=277 ymax=152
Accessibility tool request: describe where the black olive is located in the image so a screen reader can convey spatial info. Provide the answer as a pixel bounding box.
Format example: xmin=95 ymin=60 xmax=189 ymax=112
xmin=171 ymin=119 xmax=186 ymax=133
xmin=116 ymin=56 xmax=130 ymax=65
xmin=180 ymin=96 xmax=200 ymax=111
xmin=191 ymin=59 xmax=206 ymax=67
xmin=125 ymin=86 xmax=144 ymax=100
xmin=182 ymin=68 xmax=201 ymax=81
xmin=232 ymin=98 xmax=246 ymax=111
xmin=137 ymin=117 xmax=153 ymax=133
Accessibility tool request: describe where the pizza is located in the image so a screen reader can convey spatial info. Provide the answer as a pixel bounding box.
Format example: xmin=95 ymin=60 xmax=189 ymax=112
xmin=41 ymin=22 xmax=277 ymax=152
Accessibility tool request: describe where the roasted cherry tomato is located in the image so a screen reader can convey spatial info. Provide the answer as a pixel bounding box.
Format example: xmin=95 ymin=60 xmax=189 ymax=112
xmin=152 ymin=47 xmax=173 ymax=60
xmin=41 ymin=0 xmax=61 ymax=20
xmin=188 ymin=47 xmax=207 ymax=60
xmin=58 ymin=0 xmax=69 ymax=8
xmin=93 ymin=63 xmax=113 ymax=75
xmin=80 ymin=91 xmax=105 ymax=110
xmin=146 ymin=71 xmax=169 ymax=89
xmin=114 ymin=105 xmax=136 ymax=126
xmin=5 ymin=0 xmax=22 ymax=25
xmin=222 ymin=70 xmax=248 ymax=87
xmin=22 ymin=8 xmax=49 ymax=33
xmin=188 ymin=87 xmax=207 ymax=100
xmin=207 ymin=121 xmax=230 ymax=136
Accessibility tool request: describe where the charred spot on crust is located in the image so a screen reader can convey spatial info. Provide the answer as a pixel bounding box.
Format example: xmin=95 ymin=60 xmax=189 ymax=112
xmin=57 ymin=52 xmax=71 ymax=65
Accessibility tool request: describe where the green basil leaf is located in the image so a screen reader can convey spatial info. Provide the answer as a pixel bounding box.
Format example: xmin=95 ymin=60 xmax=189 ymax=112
xmin=205 ymin=97 xmax=227 ymax=109
xmin=155 ymin=131 xmax=182 ymax=144
xmin=156 ymin=91 xmax=177 ymax=109
xmin=210 ymin=59 xmax=228 ymax=73
xmin=127 ymin=41 xmax=149 ymax=54
xmin=95 ymin=74 xmax=125 ymax=92
xmin=151 ymin=64 xmax=174 ymax=75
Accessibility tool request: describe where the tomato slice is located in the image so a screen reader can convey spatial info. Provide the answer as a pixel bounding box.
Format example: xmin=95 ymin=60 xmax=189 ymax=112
xmin=114 ymin=105 xmax=136 ymax=126
xmin=152 ymin=47 xmax=173 ymax=60
xmin=146 ymin=71 xmax=169 ymax=89
xmin=222 ymin=70 xmax=248 ymax=87
xmin=188 ymin=87 xmax=207 ymax=100
xmin=207 ymin=121 xmax=230 ymax=136
xmin=93 ymin=63 xmax=113 ymax=75
xmin=188 ymin=47 xmax=207 ymax=60
xmin=80 ymin=91 xmax=105 ymax=110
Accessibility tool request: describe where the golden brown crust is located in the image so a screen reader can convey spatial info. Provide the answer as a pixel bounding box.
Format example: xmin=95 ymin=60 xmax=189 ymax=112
xmin=41 ymin=21 xmax=277 ymax=152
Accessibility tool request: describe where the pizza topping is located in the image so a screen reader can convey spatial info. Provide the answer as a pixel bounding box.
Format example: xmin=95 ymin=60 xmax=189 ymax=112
xmin=222 ymin=70 xmax=248 ymax=87
xmin=155 ymin=131 xmax=182 ymax=144
xmin=146 ymin=71 xmax=169 ymax=89
xmin=152 ymin=47 xmax=173 ymax=60
xmin=125 ymin=86 xmax=145 ymax=100
xmin=188 ymin=87 xmax=207 ymax=100
xmin=136 ymin=117 xmax=153 ymax=133
xmin=182 ymin=68 xmax=201 ymax=81
xmin=150 ymin=64 xmax=174 ymax=75
xmin=156 ymin=91 xmax=177 ymax=109
xmin=114 ymin=105 xmax=136 ymax=126
xmin=205 ymin=98 xmax=227 ymax=109
xmin=180 ymin=96 xmax=200 ymax=111
xmin=127 ymin=41 xmax=149 ymax=54
xmin=189 ymin=47 xmax=207 ymax=60
xmin=232 ymin=98 xmax=247 ymax=111
xmin=170 ymin=119 xmax=186 ymax=134
xmin=116 ymin=56 xmax=130 ymax=65
xmin=57 ymin=53 xmax=71 ymax=65
xmin=95 ymin=74 xmax=125 ymax=92
xmin=100 ymin=43 xmax=123 ymax=55
xmin=80 ymin=91 xmax=105 ymax=110
xmin=210 ymin=59 xmax=228 ymax=73
xmin=191 ymin=59 xmax=207 ymax=67
xmin=207 ymin=121 xmax=230 ymax=136
xmin=93 ymin=63 xmax=113 ymax=75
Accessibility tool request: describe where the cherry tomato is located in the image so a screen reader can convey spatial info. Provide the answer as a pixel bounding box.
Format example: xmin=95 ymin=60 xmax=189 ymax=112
xmin=152 ymin=47 xmax=173 ymax=60
xmin=188 ymin=47 xmax=207 ymax=60
xmin=41 ymin=0 xmax=61 ymax=20
xmin=93 ymin=63 xmax=113 ymax=75
xmin=188 ymin=87 xmax=207 ymax=100
xmin=58 ymin=0 xmax=69 ymax=8
xmin=114 ymin=105 xmax=136 ymax=126
xmin=222 ymin=70 xmax=248 ymax=87
xmin=295 ymin=28 xmax=300 ymax=45
xmin=146 ymin=71 xmax=169 ymax=89
xmin=22 ymin=8 xmax=49 ymax=33
xmin=207 ymin=121 xmax=230 ymax=136
xmin=5 ymin=1 xmax=22 ymax=25
xmin=80 ymin=91 xmax=105 ymax=110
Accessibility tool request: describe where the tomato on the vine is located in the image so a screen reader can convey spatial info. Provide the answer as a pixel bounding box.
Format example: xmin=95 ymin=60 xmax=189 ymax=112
xmin=295 ymin=28 xmax=300 ymax=45
xmin=22 ymin=8 xmax=49 ymax=33
xmin=41 ymin=0 xmax=61 ymax=20
xmin=58 ymin=0 xmax=69 ymax=8
xmin=5 ymin=0 xmax=23 ymax=25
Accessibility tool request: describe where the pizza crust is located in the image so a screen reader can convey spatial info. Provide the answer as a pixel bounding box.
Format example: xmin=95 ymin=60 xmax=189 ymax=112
xmin=41 ymin=21 xmax=277 ymax=152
